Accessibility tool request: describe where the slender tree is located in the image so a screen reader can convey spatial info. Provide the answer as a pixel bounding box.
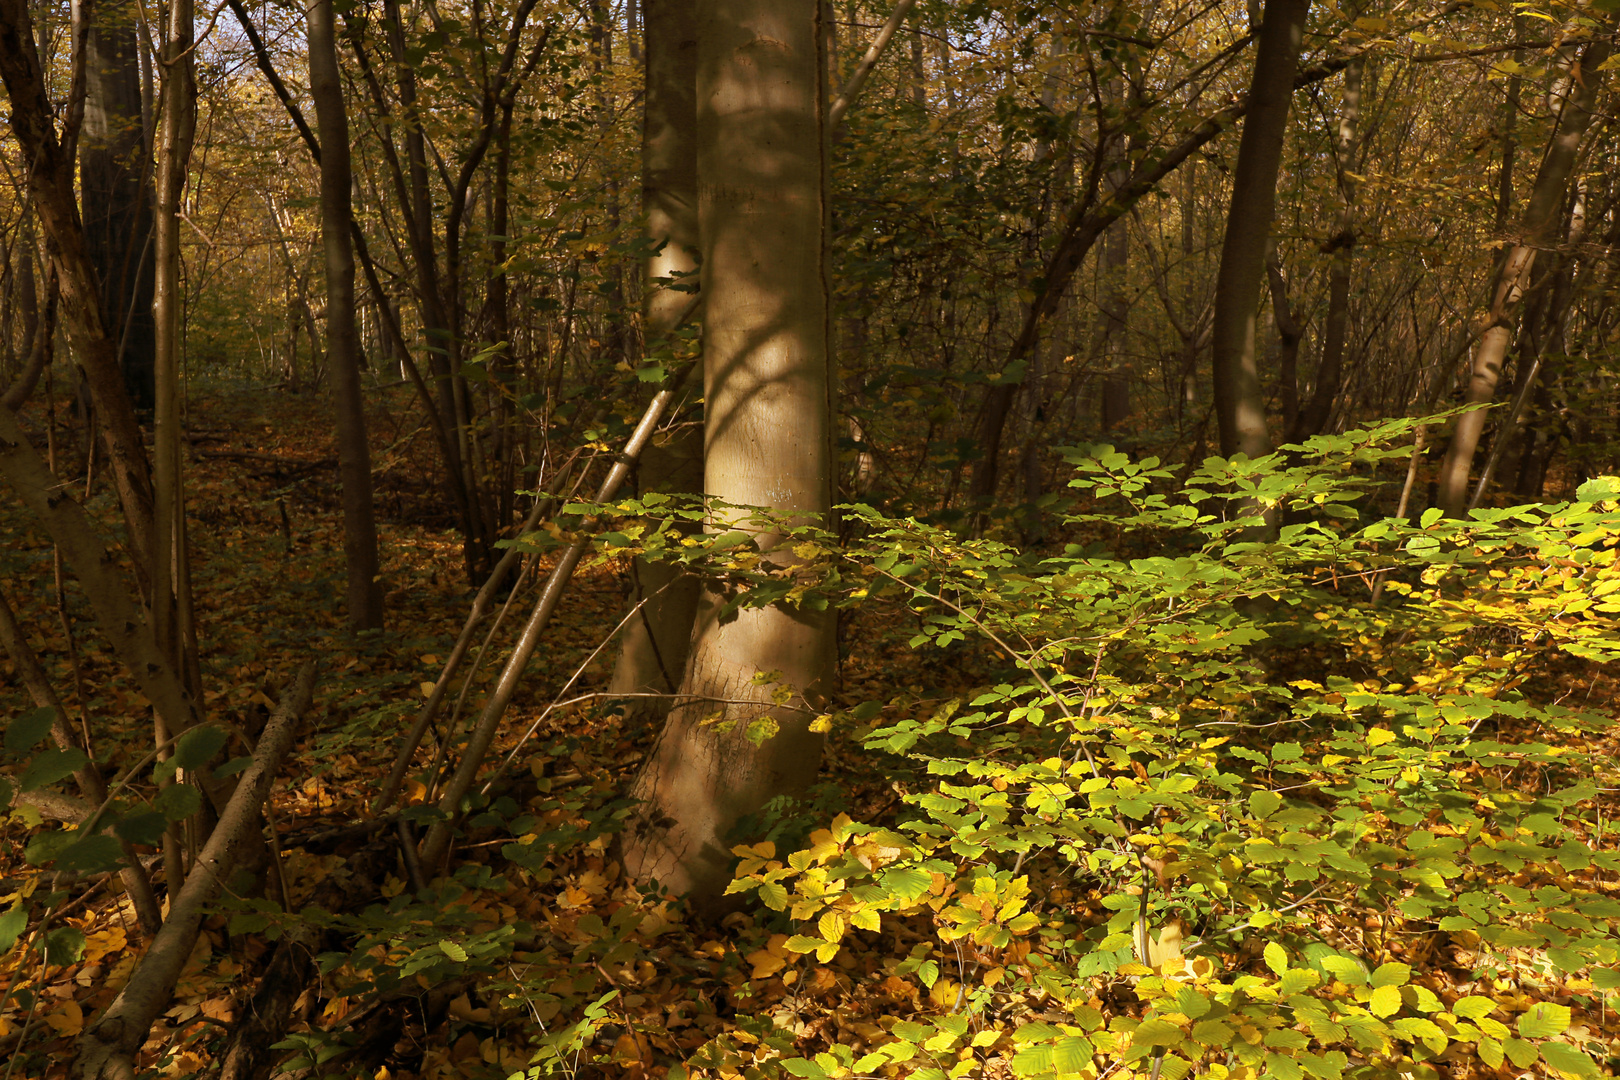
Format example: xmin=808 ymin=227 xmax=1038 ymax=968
xmin=309 ymin=0 xmax=384 ymax=628
xmin=1293 ymin=49 xmax=1363 ymax=441
xmin=1209 ymin=0 xmax=1312 ymax=461
xmin=623 ymin=0 xmax=834 ymax=906
xmin=1435 ymin=33 xmax=1611 ymax=516
xmin=151 ymin=0 xmax=198 ymax=683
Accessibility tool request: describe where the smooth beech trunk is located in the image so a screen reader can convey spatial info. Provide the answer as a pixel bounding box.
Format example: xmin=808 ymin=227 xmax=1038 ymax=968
xmin=608 ymin=0 xmax=703 ymax=718
xmin=1435 ymin=35 xmax=1610 ymax=516
xmin=1210 ymin=0 xmax=1310 ymax=461
xmin=623 ymin=0 xmax=834 ymax=906
xmin=309 ymin=0 xmax=384 ymax=629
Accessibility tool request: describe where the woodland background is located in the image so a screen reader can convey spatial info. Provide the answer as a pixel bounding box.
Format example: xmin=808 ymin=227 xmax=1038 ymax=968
xmin=1 ymin=0 xmax=1620 ymax=1078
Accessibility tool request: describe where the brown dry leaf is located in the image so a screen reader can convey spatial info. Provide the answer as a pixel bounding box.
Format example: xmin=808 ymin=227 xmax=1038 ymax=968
xmin=43 ymin=998 xmax=83 ymax=1036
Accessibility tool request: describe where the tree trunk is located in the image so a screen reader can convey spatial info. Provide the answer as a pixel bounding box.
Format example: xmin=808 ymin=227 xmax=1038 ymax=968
xmin=376 ymin=0 xmax=488 ymax=578
xmin=1294 ymin=52 xmax=1362 ymax=441
xmin=151 ymin=0 xmax=202 ymax=733
xmin=80 ymin=0 xmax=157 ymax=414
xmin=1210 ymin=0 xmax=1310 ymax=461
xmin=1435 ymin=34 xmax=1610 ymax=516
xmin=309 ymin=0 xmax=384 ymax=629
xmin=1265 ymin=251 xmax=1304 ymax=439
xmin=0 ymin=0 xmax=158 ymax=596
xmin=964 ymin=26 xmax=1361 ymax=507
xmin=623 ymin=0 xmax=834 ymax=907
xmin=1097 ymin=200 xmax=1131 ymax=432
xmin=607 ymin=0 xmax=704 ymax=722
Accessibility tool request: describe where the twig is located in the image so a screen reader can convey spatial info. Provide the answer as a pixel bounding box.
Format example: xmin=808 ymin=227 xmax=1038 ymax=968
xmin=828 ymin=0 xmax=919 ymax=131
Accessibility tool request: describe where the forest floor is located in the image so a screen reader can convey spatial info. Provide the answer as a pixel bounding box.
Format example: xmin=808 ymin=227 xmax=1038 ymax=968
xmin=1 ymin=379 xmax=1618 ymax=1079
xmin=0 ymin=378 xmax=992 ymax=1078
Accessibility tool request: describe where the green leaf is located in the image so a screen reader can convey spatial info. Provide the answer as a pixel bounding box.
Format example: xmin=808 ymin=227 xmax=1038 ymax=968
xmin=1009 ymin=1045 xmax=1053 ymax=1077
xmin=1053 ymin=1035 xmax=1094 ymax=1070
xmin=1132 ymin=1019 xmax=1184 ymax=1048
xmin=1453 ymin=995 xmax=1495 ymax=1020
xmin=438 ymin=940 xmax=468 ymax=962
xmin=5 ymin=707 xmax=56 ymax=756
xmin=852 ymin=700 xmax=884 ymax=722
xmin=1369 ymin=961 xmax=1411 ymax=988
xmin=174 ymin=726 xmax=229 ymax=771
xmin=51 ymin=834 xmax=122 ymax=875
xmin=154 ymin=783 xmax=202 ymax=822
xmin=43 ymin=927 xmax=84 ymax=966
xmin=880 ymin=866 xmax=933 ymax=900
xmin=1317 ymin=955 xmax=1368 ymax=985
xmin=1250 ymin=789 xmax=1282 ymax=819
xmin=0 ymin=904 xmax=28 ymax=952
xmin=113 ymin=810 xmax=170 ymax=847
xmin=1517 ymin=1001 xmax=1571 ymax=1039
xmin=1540 ymin=1041 xmax=1599 ymax=1077
xmin=1504 ymin=1038 xmax=1539 ymax=1068
xmin=1263 ymin=941 xmax=1288 ymax=975
xmin=212 ymin=756 xmax=253 ymax=780
xmin=19 ymin=748 xmax=86 ymax=792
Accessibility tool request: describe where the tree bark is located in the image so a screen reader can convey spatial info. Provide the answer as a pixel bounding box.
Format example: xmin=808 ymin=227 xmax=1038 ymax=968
xmin=71 ymin=665 xmax=316 ymax=1080
xmin=1210 ymin=0 xmax=1310 ymax=461
xmin=1435 ymin=33 xmax=1610 ymax=516
xmin=623 ymin=0 xmax=834 ymax=907
xmin=0 ymin=0 xmax=158 ymax=593
xmin=152 ymin=0 xmax=200 ymax=706
xmin=608 ymin=0 xmax=703 ymax=720
xmin=1097 ymin=204 xmax=1132 ymax=432
xmin=1266 ymin=251 xmax=1304 ymax=438
xmin=1294 ymin=51 xmax=1362 ymax=441
xmin=309 ymin=0 xmax=384 ymax=629
xmin=79 ymin=0 xmax=156 ymax=413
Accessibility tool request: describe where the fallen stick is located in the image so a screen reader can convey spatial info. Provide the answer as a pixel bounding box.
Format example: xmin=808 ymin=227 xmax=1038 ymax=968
xmin=70 ymin=663 xmax=317 ymax=1080
xmin=417 ymin=343 xmax=700 ymax=871
xmin=372 ymin=444 xmax=588 ymax=813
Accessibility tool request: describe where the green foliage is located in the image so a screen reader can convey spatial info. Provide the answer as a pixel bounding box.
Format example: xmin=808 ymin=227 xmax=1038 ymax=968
xmin=612 ymin=418 xmax=1620 ymax=1079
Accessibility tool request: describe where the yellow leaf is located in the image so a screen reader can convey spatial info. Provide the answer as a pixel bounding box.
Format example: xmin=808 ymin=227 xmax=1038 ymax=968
xmin=44 ymin=999 xmax=83 ymax=1036
xmin=818 ymin=911 xmax=845 ymax=942
xmin=808 ymin=714 xmax=833 ymax=734
xmin=419 ymin=681 xmax=437 ymax=698
xmin=1366 ymin=728 xmax=1397 ymax=747
xmin=747 ymin=949 xmax=787 ymax=979
xmin=1370 ymin=984 xmax=1403 ymax=1017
